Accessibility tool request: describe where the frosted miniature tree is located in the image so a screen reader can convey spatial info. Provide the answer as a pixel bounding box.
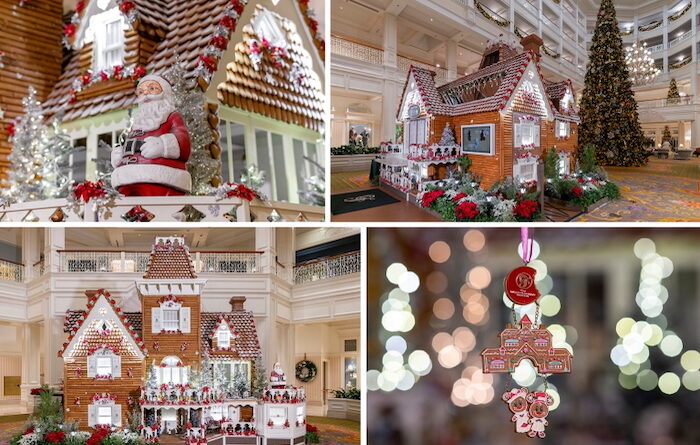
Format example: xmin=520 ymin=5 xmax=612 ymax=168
xmin=214 ymin=362 xmax=231 ymax=394
xmin=251 ymin=357 xmax=267 ymax=399
xmin=146 ymin=364 xmax=158 ymax=389
xmin=439 ymin=122 xmax=457 ymax=146
xmin=164 ymin=60 xmax=219 ymax=194
xmin=199 ymin=356 xmax=213 ymax=389
xmin=233 ymin=368 xmax=249 ymax=397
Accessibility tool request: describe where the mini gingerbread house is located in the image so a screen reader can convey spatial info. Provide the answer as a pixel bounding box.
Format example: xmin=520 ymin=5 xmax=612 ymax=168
xmin=481 ymin=315 xmax=572 ymax=374
xmin=60 ymin=236 xmax=306 ymax=444
xmin=393 ymin=34 xmax=580 ymax=190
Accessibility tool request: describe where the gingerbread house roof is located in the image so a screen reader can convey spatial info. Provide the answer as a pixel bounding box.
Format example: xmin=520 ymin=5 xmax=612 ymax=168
xmin=143 ymin=241 xmax=197 ymax=279
xmin=399 ymin=50 xmax=579 ymax=122
xmin=201 ymin=311 xmax=262 ymax=359
xmin=44 ymin=0 xmax=323 ymax=130
xmin=216 ymin=6 xmax=324 ymax=132
xmin=58 ymin=289 xmax=147 ymax=358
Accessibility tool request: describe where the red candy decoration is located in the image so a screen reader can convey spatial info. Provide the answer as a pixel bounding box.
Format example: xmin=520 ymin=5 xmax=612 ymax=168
xmin=504 ymin=266 xmax=540 ymax=305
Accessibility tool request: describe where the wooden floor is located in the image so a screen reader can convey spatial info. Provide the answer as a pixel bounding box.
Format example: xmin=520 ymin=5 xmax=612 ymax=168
xmin=331 ymin=186 xmax=440 ymax=222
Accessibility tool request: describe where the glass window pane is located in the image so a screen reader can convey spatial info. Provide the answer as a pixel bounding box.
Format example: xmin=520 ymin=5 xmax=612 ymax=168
xmin=271 ymin=133 xmax=288 ymax=201
xmin=219 ymin=121 xmax=230 ymax=183
xmin=97 ymin=132 xmax=113 ymax=176
xmin=344 ymin=358 xmax=357 ymax=388
xmin=293 ymin=139 xmax=306 ymax=192
xmin=72 ymin=150 xmax=87 ymax=182
xmin=230 ymin=122 xmax=246 ymax=183
xmin=306 ymin=142 xmax=318 ymax=162
xmin=254 ymin=130 xmax=272 ymax=195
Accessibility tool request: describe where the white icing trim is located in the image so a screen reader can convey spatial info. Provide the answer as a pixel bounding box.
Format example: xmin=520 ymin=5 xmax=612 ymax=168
xmin=112 ymin=163 xmax=192 ymax=192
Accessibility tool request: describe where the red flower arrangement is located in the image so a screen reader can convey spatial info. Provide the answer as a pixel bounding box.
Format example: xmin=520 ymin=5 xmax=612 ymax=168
xmin=72 ymin=181 xmax=107 ymax=203
xmin=199 ymin=56 xmax=218 ymax=73
xmin=571 ymin=187 xmax=584 ymax=198
xmin=452 ymin=193 xmax=467 ymax=202
xmin=87 ymin=427 xmax=110 ymax=445
xmin=514 ymin=200 xmax=539 ymax=219
xmin=455 ymin=201 xmax=479 ymax=220
xmin=421 ymin=190 xmax=445 ymax=208
xmin=210 ymin=36 xmax=228 ymax=51
xmin=30 ymin=387 xmax=46 ymax=395
xmin=45 ymin=431 xmax=66 ymax=443
xmin=118 ymin=1 xmax=135 ymax=14
xmin=226 ymin=184 xmax=256 ymax=201
xmin=64 ymin=24 xmax=77 ymax=38
xmin=306 ymin=424 xmax=318 ymax=433
xmin=131 ymin=65 xmax=147 ymax=80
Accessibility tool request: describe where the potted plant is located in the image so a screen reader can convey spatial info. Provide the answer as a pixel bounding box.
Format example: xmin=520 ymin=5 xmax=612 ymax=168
xmin=326 ymin=388 xmax=360 ymax=421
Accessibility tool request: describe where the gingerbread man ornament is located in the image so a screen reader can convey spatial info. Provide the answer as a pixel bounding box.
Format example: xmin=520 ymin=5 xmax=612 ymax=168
xmin=502 ymin=388 xmax=531 ymax=434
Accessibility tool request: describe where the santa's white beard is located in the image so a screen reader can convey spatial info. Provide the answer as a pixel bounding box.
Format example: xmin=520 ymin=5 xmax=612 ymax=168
xmin=131 ymin=94 xmax=176 ymax=132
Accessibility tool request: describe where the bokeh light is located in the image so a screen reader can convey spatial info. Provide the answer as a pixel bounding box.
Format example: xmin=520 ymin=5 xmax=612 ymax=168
xmin=463 ymin=230 xmax=485 ymax=252
xmin=433 ymin=297 xmax=455 ymax=320
xmin=386 ymin=263 xmax=407 ymax=284
xmin=428 ymin=241 xmax=451 ymax=263
xmin=466 ymin=266 xmax=491 ymax=289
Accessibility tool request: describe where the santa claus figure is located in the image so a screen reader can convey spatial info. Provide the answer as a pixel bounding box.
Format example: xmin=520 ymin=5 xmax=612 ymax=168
xmin=270 ymin=362 xmax=287 ymax=387
xmin=111 ymin=75 xmax=191 ymax=196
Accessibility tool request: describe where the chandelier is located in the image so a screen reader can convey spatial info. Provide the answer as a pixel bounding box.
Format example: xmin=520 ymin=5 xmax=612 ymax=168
xmin=625 ymin=41 xmax=661 ymax=85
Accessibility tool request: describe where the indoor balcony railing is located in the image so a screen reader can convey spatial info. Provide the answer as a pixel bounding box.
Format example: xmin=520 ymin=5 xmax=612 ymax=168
xmin=57 ymin=250 xmax=263 ymax=274
xmin=637 ymin=95 xmax=694 ymax=109
xmin=0 ymin=259 xmax=23 ymax=283
xmin=294 ymin=251 xmax=361 ymax=285
xmin=668 ymin=29 xmax=693 ymax=47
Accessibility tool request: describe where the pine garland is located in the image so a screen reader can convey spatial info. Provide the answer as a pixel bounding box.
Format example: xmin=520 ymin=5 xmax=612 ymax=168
xmin=669 ymin=2 xmax=692 ymax=22
xmin=669 ymin=56 xmax=692 ymax=69
xmin=638 ymin=20 xmax=662 ymax=32
xmin=475 ymin=2 xmax=510 ymax=27
xmin=542 ymin=45 xmax=560 ymax=59
xmin=579 ymin=0 xmax=648 ymax=167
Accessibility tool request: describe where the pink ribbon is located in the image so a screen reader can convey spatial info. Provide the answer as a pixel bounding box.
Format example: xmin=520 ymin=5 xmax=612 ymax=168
xmin=521 ymin=227 xmax=534 ymax=264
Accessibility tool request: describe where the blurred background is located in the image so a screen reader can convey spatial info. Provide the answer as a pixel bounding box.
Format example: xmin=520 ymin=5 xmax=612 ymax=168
xmin=367 ymin=228 xmax=700 ymax=445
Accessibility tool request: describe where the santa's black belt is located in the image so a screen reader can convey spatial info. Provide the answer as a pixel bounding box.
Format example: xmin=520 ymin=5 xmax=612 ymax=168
xmin=123 ymin=139 xmax=145 ymax=155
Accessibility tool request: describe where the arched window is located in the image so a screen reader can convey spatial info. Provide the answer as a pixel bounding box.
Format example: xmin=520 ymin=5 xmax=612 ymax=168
xmin=160 ymin=356 xmax=187 ymax=385
xmin=253 ymin=9 xmax=287 ymax=48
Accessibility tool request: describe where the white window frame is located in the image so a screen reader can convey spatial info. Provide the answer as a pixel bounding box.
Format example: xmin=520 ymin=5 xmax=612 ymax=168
xmin=91 ymin=8 xmax=125 ymax=72
xmin=97 ymin=406 xmax=112 ymax=425
xmin=217 ymin=326 xmax=231 ymax=348
xmin=405 ymin=118 xmax=428 ymax=152
xmin=514 ymin=119 xmax=540 ymax=148
xmin=162 ymin=308 xmax=180 ymax=331
xmin=556 ymin=121 xmax=570 ymax=138
xmin=461 ymin=124 xmax=496 ymax=156
xmin=96 ymin=356 xmax=112 ymax=376
xmin=160 ymin=356 xmax=187 ymax=385
xmin=513 ymin=156 xmax=538 ymax=182
xmin=557 ymin=153 xmax=571 ymax=176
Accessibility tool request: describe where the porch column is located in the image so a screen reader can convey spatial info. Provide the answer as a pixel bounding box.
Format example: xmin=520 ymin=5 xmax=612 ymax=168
xmin=44 ymin=228 xmax=65 ymax=274
xmin=20 ymin=323 xmax=41 ymax=409
xmin=21 ymin=228 xmax=41 ymax=282
xmin=255 ymin=228 xmax=276 ymax=274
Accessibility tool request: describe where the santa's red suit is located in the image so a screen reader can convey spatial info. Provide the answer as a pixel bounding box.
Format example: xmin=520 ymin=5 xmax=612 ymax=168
xmin=111 ymin=75 xmax=192 ymax=196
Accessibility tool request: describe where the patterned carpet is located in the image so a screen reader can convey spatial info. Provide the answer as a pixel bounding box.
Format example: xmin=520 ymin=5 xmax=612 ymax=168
xmin=575 ymin=158 xmax=700 ymax=222
xmin=0 ymin=416 xmax=359 ymax=445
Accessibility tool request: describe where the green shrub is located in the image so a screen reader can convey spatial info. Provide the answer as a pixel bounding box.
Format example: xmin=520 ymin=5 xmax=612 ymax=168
xmin=330 ymin=387 xmax=360 ymax=400
xmin=579 ymin=144 xmax=598 ymax=174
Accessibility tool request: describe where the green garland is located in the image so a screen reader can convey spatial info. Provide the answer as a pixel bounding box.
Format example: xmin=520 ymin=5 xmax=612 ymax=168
xmin=295 ymin=359 xmax=318 ymax=382
xmin=542 ymin=45 xmax=560 ymax=59
xmin=514 ymin=27 xmax=526 ymax=39
xmin=669 ymin=56 xmax=692 ymax=70
xmin=638 ymin=20 xmax=662 ymax=32
xmin=475 ymin=2 xmax=510 ymax=27
xmin=620 ymin=28 xmax=633 ymax=36
xmin=669 ymin=2 xmax=692 ymax=22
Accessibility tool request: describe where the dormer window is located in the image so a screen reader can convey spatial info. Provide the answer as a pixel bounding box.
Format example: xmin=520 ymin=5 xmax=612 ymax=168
xmin=91 ymin=6 xmax=125 ymax=72
xmin=218 ymin=327 xmax=231 ymax=348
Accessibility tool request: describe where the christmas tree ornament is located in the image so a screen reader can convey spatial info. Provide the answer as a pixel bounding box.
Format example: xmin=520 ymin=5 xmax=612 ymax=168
xmin=482 ymin=228 xmax=572 ymax=439
xmin=121 ymin=205 xmax=155 ymax=222
xmin=50 ymin=207 xmax=66 ymax=222
xmin=172 ymin=205 xmax=206 ymax=222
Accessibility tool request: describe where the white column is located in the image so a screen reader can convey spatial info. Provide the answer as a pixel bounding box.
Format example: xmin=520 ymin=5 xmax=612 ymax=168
xmin=382 ymin=81 xmax=398 ymax=143
xmin=255 ymin=228 xmax=276 ymax=274
xmin=44 ymin=228 xmax=65 ymax=273
xmin=663 ymin=5 xmax=669 ymax=73
xmin=446 ymin=40 xmax=458 ymax=82
xmin=22 ymin=228 xmax=41 ymax=282
xmin=43 ymin=314 xmax=63 ymax=387
xmin=383 ymin=13 xmax=398 ymax=68
xmin=20 ymin=323 xmax=41 ymax=409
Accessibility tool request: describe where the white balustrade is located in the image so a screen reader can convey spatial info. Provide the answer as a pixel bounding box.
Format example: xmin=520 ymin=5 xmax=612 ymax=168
xmin=0 ymin=259 xmax=23 ymax=283
xmin=294 ymin=251 xmax=361 ymax=285
xmin=668 ymin=30 xmax=692 ymax=47
xmin=331 ymin=36 xmax=384 ymax=65
xmin=637 ymin=95 xmax=693 ymax=109
xmin=195 ymin=252 xmax=261 ymax=274
xmin=32 ymin=260 xmax=45 ymax=277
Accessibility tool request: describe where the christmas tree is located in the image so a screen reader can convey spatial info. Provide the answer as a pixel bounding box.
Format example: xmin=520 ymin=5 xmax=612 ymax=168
xmin=251 ymin=357 xmax=267 ymax=399
xmin=661 ymin=125 xmax=673 ymax=145
xmin=164 ymin=61 xmax=220 ymax=195
xmin=297 ymin=156 xmax=325 ymax=207
xmin=667 ymin=78 xmax=681 ymax=103
xmin=232 ymin=368 xmax=249 ymax=397
xmin=199 ymin=355 xmax=213 ymax=389
xmin=145 ymin=364 xmax=158 ymax=389
xmin=2 ymin=88 xmax=78 ymax=204
xmin=579 ymin=0 xmax=647 ymax=167
xmin=439 ymin=122 xmax=457 ymax=146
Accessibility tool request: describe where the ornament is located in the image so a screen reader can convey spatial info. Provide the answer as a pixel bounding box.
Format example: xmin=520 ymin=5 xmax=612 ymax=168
xmin=224 ymin=207 xmax=238 ymax=222
xmin=482 ymin=228 xmax=571 ymax=438
xmin=267 ymin=210 xmax=283 ymax=222
xmin=74 ymin=397 xmax=80 ymax=405
xmin=127 ymin=368 xmax=133 ymax=378
xmin=122 ymin=205 xmax=155 ymax=222
xmin=75 ymin=367 xmax=82 ymax=377
xmin=172 ymin=205 xmax=206 ymax=222
xmin=0 ymin=51 xmax=4 ymax=69
xmin=50 ymin=207 xmax=66 ymax=222
xmin=180 ymin=342 xmax=189 ymax=352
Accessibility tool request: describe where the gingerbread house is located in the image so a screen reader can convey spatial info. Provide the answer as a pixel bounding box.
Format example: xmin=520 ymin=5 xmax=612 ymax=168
xmin=59 ymin=236 xmax=306 ymax=445
xmin=1 ymin=0 xmax=324 ymax=203
xmin=481 ymin=315 xmax=572 ymax=374
xmin=388 ymin=34 xmax=580 ymax=193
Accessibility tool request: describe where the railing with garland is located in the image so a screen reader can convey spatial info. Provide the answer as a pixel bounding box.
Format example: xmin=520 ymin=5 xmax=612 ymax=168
xmin=294 ymin=251 xmax=361 ymax=285
xmin=637 ymin=95 xmax=693 ymax=109
xmin=669 ymin=56 xmax=692 ymax=70
xmin=474 ymin=2 xmax=510 ymax=27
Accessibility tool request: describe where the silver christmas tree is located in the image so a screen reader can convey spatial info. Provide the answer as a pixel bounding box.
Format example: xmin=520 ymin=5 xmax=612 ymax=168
xmin=251 ymin=357 xmax=267 ymax=399
xmin=2 ymin=87 xmax=79 ymax=203
xmin=439 ymin=122 xmax=457 ymax=146
xmin=297 ymin=156 xmax=325 ymax=206
xmin=164 ymin=61 xmax=220 ymax=195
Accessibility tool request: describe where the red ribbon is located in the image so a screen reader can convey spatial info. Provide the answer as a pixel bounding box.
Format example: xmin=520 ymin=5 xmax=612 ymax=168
xmin=521 ymin=227 xmax=534 ymax=264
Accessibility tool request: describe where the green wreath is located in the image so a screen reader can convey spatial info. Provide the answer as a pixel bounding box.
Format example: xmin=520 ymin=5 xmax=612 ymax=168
xmin=295 ymin=359 xmax=317 ymax=382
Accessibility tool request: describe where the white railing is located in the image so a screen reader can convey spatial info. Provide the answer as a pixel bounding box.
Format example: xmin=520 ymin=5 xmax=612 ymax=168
xmin=668 ymin=30 xmax=693 ymax=47
xmin=449 ymin=0 xmax=469 ymax=6
xmin=397 ymin=56 xmax=449 ymax=85
xmin=542 ymin=14 xmax=560 ymax=29
xmin=331 ymin=36 xmax=384 ymax=65
xmin=637 ymin=95 xmax=693 ymax=108
xmin=32 ymin=260 xmax=45 ymax=277
xmin=57 ymin=251 xmax=263 ymax=274
xmin=294 ymin=251 xmax=361 ymax=285
xmin=195 ymin=252 xmax=262 ymax=274
xmin=647 ymin=43 xmax=665 ymax=53
xmin=0 ymin=259 xmax=23 ymax=282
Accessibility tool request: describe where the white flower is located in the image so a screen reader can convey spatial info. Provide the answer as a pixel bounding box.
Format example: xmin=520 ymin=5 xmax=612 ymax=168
xmin=19 ymin=433 xmax=39 ymax=445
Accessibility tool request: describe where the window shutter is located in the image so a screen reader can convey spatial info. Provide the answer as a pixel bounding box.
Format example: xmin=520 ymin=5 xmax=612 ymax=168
xmin=180 ymin=307 xmax=191 ymax=333
xmin=112 ymin=405 xmax=122 ymax=427
xmin=514 ymin=124 xmax=521 ymax=147
xmin=88 ymin=405 xmax=97 ymax=427
xmin=534 ymin=125 xmax=540 ymax=147
xmin=87 ymin=355 xmax=97 ymax=377
xmin=112 ymin=355 xmax=121 ymax=378
xmin=152 ymin=307 xmax=162 ymax=333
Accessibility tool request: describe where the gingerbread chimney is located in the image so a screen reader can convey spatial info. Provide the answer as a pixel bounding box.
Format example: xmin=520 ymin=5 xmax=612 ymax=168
xmin=85 ymin=290 xmax=98 ymax=301
xmin=230 ymin=296 xmax=247 ymax=312
xmin=520 ymin=34 xmax=543 ymax=58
